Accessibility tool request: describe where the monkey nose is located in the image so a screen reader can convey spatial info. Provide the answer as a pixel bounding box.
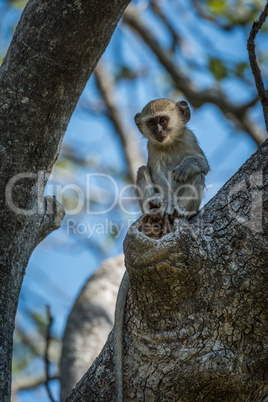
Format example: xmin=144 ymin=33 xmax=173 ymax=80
xmin=155 ymin=124 xmax=163 ymax=135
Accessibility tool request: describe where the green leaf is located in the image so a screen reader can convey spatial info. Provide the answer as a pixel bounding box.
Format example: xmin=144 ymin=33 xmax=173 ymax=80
xmin=234 ymin=62 xmax=248 ymax=78
xmin=209 ymin=58 xmax=228 ymax=81
xmin=115 ymin=65 xmax=137 ymax=81
xmin=208 ymin=0 xmax=227 ymax=14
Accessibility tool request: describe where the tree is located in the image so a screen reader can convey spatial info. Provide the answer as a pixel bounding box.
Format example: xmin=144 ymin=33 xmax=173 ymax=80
xmin=63 ymin=3 xmax=268 ymax=401
xmin=0 ymin=0 xmax=267 ymax=401
xmin=0 ymin=0 xmax=131 ymax=400
xmin=66 ymin=137 xmax=268 ymax=400
xmin=60 ymin=255 xmax=125 ymax=401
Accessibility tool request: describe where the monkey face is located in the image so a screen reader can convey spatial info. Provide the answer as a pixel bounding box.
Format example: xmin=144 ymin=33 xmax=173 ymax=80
xmin=146 ymin=115 xmax=170 ymax=143
xmin=134 ymin=99 xmax=191 ymax=143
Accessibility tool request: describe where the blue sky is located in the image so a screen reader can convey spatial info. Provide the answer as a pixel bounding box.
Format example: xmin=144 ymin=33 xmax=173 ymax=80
xmin=22 ymin=0 xmax=259 ymax=333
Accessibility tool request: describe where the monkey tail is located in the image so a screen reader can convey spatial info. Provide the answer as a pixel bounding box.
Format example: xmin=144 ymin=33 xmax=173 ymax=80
xmin=114 ymin=271 xmax=129 ymax=402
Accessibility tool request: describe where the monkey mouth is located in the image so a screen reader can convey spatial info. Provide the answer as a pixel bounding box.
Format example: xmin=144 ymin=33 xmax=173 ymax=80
xmin=156 ymin=136 xmax=168 ymax=143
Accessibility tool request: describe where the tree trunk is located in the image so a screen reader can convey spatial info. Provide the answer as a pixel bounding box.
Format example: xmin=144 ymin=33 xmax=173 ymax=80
xmin=0 ymin=0 xmax=130 ymax=400
xmin=60 ymin=255 xmax=124 ymax=401
xmin=66 ymin=139 xmax=268 ymax=401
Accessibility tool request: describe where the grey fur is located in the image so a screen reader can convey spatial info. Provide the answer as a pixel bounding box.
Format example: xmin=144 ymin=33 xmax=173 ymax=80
xmin=136 ymin=99 xmax=209 ymax=216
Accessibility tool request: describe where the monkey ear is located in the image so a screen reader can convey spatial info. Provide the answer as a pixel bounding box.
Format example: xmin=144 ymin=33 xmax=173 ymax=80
xmin=134 ymin=113 xmax=142 ymax=130
xmin=176 ymin=100 xmax=191 ymax=124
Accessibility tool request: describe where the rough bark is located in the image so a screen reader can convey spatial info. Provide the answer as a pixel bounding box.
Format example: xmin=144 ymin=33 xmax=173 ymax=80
xmin=60 ymin=255 xmax=125 ymax=401
xmin=0 ymin=0 xmax=130 ymax=400
xmin=66 ymin=139 xmax=268 ymax=401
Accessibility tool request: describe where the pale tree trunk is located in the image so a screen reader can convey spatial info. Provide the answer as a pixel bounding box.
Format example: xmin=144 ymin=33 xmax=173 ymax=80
xmin=66 ymin=139 xmax=268 ymax=401
xmin=60 ymin=255 xmax=125 ymax=401
xmin=0 ymin=0 xmax=131 ymax=400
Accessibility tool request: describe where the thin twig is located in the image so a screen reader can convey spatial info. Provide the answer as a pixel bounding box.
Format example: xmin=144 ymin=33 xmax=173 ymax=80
xmin=247 ymin=2 xmax=268 ymax=133
xmin=45 ymin=305 xmax=55 ymax=402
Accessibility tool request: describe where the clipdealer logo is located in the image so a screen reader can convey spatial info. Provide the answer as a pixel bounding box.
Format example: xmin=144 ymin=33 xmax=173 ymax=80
xmin=4 ymin=170 xmax=264 ymax=234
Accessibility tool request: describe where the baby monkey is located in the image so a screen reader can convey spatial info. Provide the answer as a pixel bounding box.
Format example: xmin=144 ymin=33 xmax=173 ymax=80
xmin=135 ymin=98 xmax=210 ymax=217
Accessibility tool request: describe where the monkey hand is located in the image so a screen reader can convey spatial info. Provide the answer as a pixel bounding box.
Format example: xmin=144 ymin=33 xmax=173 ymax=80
xmin=173 ymin=160 xmax=199 ymax=183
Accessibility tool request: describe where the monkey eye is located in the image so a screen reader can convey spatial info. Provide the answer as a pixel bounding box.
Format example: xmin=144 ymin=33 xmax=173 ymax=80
xmin=159 ymin=117 xmax=167 ymax=124
xmin=148 ymin=119 xmax=156 ymax=127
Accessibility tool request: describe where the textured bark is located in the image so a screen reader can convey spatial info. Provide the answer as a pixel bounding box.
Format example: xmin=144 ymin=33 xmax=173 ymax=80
xmin=66 ymin=140 xmax=267 ymax=401
xmin=0 ymin=0 xmax=130 ymax=400
xmin=60 ymin=255 xmax=124 ymax=401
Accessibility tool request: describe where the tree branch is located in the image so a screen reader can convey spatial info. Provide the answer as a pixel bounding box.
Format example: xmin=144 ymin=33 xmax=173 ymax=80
xmin=192 ymin=0 xmax=232 ymax=31
xmin=12 ymin=374 xmax=60 ymax=398
xmin=66 ymin=139 xmax=268 ymax=400
xmin=60 ymin=255 xmax=125 ymax=401
xmin=247 ymin=2 xmax=268 ymax=133
xmin=150 ymin=0 xmax=182 ymax=52
xmin=15 ymin=326 xmax=45 ymax=357
xmin=123 ymin=6 xmax=267 ymax=146
xmin=94 ymin=62 xmax=144 ymax=185
xmin=45 ymin=306 xmax=55 ymax=402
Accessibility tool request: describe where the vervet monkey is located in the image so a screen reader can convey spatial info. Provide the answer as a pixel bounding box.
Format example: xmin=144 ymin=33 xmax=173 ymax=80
xmin=135 ymin=98 xmax=210 ymax=217
xmin=114 ymin=99 xmax=210 ymax=401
